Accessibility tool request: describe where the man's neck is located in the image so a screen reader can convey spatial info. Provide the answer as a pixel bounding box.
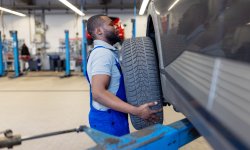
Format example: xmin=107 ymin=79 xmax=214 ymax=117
xmin=95 ymin=38 xmax=113 ymax=45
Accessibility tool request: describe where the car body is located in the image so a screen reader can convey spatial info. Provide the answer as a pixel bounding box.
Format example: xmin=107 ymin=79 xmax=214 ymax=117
xmin=146 ymin=0 xmax=250 ymax=149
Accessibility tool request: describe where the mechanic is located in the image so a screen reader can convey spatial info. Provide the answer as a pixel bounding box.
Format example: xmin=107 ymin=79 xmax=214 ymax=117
xmin=86 ymin=14 xmax=161 ymax=136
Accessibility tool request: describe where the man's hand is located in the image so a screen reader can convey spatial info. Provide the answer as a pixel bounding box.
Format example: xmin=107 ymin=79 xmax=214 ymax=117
xmin=134 ymin=101 xmax=162 ymax=122
xmin=92 ymin=75 xmax=162 ymax=122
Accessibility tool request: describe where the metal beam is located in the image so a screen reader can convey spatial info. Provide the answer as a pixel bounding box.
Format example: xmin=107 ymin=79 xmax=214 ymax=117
xmin=64 ymin=30 xmax=70 ymax=77
xmin=19 ymin=0 xmax=35 ymax=5
xmin=2 ymin=4 xmax=138 ymax=10
xmin=10 ymin=31 xmax=20 ymax=78
xmin=0 ymin=31 xmax=4 ymax=77
xmin=81 ymin=20 xmax=87 ymax=77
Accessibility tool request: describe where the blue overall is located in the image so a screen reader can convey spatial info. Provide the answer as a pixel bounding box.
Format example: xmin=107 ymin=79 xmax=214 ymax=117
xmin=86 ymin=46 xmax=129 ymax=136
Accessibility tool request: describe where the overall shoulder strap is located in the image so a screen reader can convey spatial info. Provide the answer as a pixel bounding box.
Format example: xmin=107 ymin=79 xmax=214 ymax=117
xmin=92 ymin=46 xmax=106 ymax=51
xmin=91 ymin=46 xmax=119 ymax=62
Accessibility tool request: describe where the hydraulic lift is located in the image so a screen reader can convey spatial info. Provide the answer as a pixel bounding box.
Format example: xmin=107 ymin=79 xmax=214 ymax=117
xmin=9 ymin=30 xmax=73 ymax=78
xmin=0 ymin=118 xmax=199 ymax=150
xmin=60 ymin=30 xmax=71 ymax=78
xmin=81 ymin=20 xmax=87 ymax=77
xmin=9 ymin=31 xmax=21 ymax=78
xmin=0 ymin=31 xmax=6 ymax=77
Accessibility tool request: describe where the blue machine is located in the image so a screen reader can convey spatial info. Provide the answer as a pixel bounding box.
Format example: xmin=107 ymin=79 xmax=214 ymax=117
xmin=81 ymin=20 xmax=87 ymax=77
xmin=0 ymin=31 xmax=5 ymax=77
xmin=84 ymin=118 xmax=199 ymax=150
xmin=10 ymin=31 xmax=20 ymax=78
xmin=0 ymin=118 xmax=199 ymax=149
xmin=63 ymin=30 xmax=71 ymax=77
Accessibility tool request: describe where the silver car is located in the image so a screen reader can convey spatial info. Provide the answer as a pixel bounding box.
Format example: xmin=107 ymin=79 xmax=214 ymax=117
xmin=121 ymin=0 xmax=250 ymax=149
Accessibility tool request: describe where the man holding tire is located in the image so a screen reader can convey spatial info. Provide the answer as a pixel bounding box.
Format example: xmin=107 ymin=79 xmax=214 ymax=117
xmin=86 ymin=15 xmax=161 ymax=136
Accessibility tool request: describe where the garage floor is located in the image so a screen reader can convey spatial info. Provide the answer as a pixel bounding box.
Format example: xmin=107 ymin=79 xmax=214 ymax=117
xmin=0 ymin=72 xmax=213 ymax=150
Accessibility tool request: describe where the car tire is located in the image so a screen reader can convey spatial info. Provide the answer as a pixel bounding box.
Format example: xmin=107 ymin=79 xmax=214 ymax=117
xmin=121 ymin=37 xmax=163 ymax=130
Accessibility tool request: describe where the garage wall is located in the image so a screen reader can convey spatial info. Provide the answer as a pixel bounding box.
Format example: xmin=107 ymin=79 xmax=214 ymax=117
xmin=0 ymin=14 xmax=35 ymax=48
xmin=46 ymin=13 xmax=147 ymax=52
xmin=120 ymin=15 xmax=148 ymax=38
xmin=45 ymin=14 xmax=82 ymax=52
xmin=1 ymin=13 xmax=147 ymax=53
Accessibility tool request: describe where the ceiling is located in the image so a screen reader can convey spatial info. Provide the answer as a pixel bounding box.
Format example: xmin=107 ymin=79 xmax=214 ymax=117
xmin=0 ymin=0 xmax=143 ymax=11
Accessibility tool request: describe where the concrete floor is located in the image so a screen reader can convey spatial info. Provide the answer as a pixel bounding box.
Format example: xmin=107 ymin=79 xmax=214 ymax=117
xmin=0 ymin=72 xmax=213 ymax=150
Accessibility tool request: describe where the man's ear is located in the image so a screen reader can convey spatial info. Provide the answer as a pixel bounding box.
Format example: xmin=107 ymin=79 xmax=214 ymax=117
xmin=95 ymin=27 xmax=103 ymax=36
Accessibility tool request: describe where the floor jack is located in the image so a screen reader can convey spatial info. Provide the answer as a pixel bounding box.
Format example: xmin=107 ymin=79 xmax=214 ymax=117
xmin=0 ymin=118 xmax=199 ymax=150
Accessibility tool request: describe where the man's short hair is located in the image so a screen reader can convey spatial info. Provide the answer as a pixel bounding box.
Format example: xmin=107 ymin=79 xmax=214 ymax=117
xmin=87 ymin=14 xmax=107 ymax=39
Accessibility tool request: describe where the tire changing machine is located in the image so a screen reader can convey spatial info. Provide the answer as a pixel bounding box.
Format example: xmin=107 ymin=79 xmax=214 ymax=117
xmin=0 ymin=118 xmax=199 ymax=150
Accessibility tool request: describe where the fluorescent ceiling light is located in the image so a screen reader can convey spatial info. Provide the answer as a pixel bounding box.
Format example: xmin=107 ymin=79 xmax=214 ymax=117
xmin=0 ymin=6 xmax=26 ymax=17
xmin=139 ymin=0 xmax=150 ymax=15
xmin=168 ymin=0 xmax=180 ymax=11
xmin=59 ymin=0 xmax=85 ymax=16
xmin=155 ymin=10 xmax=160 ymax=15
